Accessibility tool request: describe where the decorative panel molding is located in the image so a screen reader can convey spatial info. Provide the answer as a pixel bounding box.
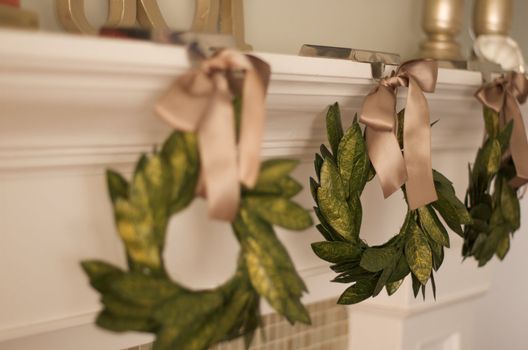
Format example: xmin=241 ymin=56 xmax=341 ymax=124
xmin=0 ymin=29 xmax=507 ymax=349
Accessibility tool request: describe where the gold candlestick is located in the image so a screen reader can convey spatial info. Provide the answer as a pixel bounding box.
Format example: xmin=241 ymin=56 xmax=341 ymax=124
xmin=192 ymin=0 xmax=252 ymax=51
xmin=419 ymin=0 xmax=464 ymax=61
xmin=473 ymin=0 xmax=513 ymax=36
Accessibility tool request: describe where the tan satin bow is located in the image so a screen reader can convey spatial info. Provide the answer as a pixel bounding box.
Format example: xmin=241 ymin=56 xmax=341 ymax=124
xmin=360 ymin=59 xmax=439 ymax=210
xmin=155 ymin=49 xmax=271 ymax=221
xmin=476 ymin=72 xmax=528 ymax=188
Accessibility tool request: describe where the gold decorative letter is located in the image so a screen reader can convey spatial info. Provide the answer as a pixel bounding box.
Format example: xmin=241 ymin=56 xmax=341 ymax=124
xmin=56 ymin=0 xmax=168 ymax=34
xmin=192 ymin=0 xmax=252 ymax=50
xmin=137 ymin=0 xmax=168 ymax=30
xmin=56 ymin=0 xmax=136 ymax=35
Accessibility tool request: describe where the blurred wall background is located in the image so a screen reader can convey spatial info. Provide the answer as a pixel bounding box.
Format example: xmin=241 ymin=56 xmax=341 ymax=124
xmin=16 ymin=0 xmax=528 ymax=349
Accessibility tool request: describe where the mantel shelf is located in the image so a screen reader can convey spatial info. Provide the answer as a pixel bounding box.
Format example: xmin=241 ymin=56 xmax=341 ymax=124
xmin=0 ymin=28 xmax=490 ymax=172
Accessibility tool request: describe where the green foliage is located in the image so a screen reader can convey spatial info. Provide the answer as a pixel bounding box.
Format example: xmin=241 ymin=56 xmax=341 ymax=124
xmin=463 ymin=107 xmax=521 ymax=266
xmin=312 ymin=104 xmax=469 ymax=304
xmin=83 ymin=128 xmax=312 ymax=350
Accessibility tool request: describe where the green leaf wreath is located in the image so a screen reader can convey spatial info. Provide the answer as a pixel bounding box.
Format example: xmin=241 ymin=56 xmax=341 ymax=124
xmin=463 ymin=107 xmax=521 ymax=266
xmin=82 ymin=128 xmax=313 ymax=349
xmin=311 ymin=103 xmax=471 ymax=304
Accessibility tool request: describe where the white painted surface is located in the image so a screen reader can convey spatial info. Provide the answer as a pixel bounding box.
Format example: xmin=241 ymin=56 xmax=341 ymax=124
xmin=0 ymin=28 xmax=524 ymax=349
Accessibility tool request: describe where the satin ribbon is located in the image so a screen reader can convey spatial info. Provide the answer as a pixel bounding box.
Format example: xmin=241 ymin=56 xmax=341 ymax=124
xmin=155 ymin=49 xmax=270 ymax=221
xmin=360 ymin=59 xmax=439 ymax=210
xmin=476 ymin=72 xmax=528 ymax=188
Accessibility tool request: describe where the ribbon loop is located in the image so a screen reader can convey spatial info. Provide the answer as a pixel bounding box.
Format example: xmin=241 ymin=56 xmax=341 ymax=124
xmin=476 ymin=72 xmax=528 ymax=187
xmin=155 ymin=49 xmax=271 ymax=221
xmin=360 ymin=59 xmax=439 ymax=210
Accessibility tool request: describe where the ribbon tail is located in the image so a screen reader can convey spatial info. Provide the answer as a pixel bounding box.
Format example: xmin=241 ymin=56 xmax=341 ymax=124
xmin=403 ymin=78 xmax=437 ymax=210
xmin=238 ymin=68 xmax=267 ymax=187
xmin=365 ymin=127 xmax=407 ymax=199
xmin=199 ymin=86 xmax=240 ymax=221
xmin=505 ymin=95 xmax=528 ymax=188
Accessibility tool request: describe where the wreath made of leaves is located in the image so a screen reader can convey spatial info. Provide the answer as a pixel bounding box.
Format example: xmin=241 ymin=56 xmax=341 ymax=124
xmin=463 ymin=107 xmax=521 ymax=266
xmin=311 ymin=103 xmax=471 ymax=304
xmin=82 ymin=129 xmax=313 ymax=350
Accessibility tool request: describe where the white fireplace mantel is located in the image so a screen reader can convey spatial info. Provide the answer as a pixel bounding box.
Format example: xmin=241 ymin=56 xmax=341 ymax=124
xmin=0 ymin=29 xmax=502 ymax=350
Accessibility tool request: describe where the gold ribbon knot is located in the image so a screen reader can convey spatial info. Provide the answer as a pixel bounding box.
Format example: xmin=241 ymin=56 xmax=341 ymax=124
xmin=360 ymin=59 xmax=439 ymax=210
xmin=476 ymin=72 xmax=528 ymax=188
xmin=155 ymin=49 xmax=271 ymax=221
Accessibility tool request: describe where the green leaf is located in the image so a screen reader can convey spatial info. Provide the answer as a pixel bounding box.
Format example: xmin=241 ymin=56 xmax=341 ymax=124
xmin=418 ymin=206 xmax=450 ymax=248
xmin=432 ymin=187 xmax=471 ymax=236
xmin=404 ymin=221 xmax=433 ymax=285
xmin=388 ymin=254 xmax=410 ymax=282
xmin=498 ymin=120 xmax=514 ymax=152
xmin=152 ymin=291 xmax=230 ymax=350
xmin=234 ymin=209 xmax=309 ymax=324
xmin=319 ymin=158 xmax=346 ymax=200
xmin=496 ymin=235 xmax=511 ymax=260
xmin=360 ymin=246 xmax=397 ymax=273
xmin=431 ymin=273 xmax=437 ymax=300
xmin=326 ymin=103 xmax=344 ymax=156
xmin=433 ymin=170 xmax=454 ymax=190
xmin=245 ymin=197 xmax=313 ymax=230
xmin=81 ymin=260 xmax=124 ymax=293
xmin=311 ymin=241 xmax=361 ymax=263
xmin=317 ymin=159 xmax=353 ymax=240
xmin=477 ymin=226 xmax=509 ymax=266
xmin=315 ymin=223 xmax=335 ymax=241
xmin=428 ymin=239 xmax=445 ymax=271
xmin=474 ymin=139 xmax=502 ymax=178
xmin=107 ymin=170 xmax=129 ymax=203
xmin=314 ymin=154 xmax=324 ymax=180
xmin=320 ymin=144 xmax=334 ymax=161
xmin=337 ymin=120 xmax=369 ymax=195
xmin=337 ymin=279 xmax=376 ymax=305
xmin=332 ymin=266 xmax=372 ymax=283
xmin=101 ymin=294 xmax=153 ymax=320
xmin=256 ymin=159 xmax=299 ymax=186
xmin=314 ymin=207 xmax=345 ymax=242
xmin=161 ymin=132 xmax=199 ymax=214
xmin=470 ymin=203 xmax=492 ymax=221
xmin=96 ymin=310 xmax=154 ymax=333
xmin=412 ymin=273 xmax=421 ymax=298
xmin=483 ymin=107 xmax=500 ymax=138
xmin=348 ymin=194 xmax=363 ymax=240
xmin=386 ymin=279 xmax=404 ymax=296
xmin=310 ymin=177 xmax=319 ymax=202
xmin=250 ymin=176 xmax=303 ymax=198
xmin=499 ymin=176 xmax=520 ymax=230
xmin=373 ymin=263 xmax=395 ymax=297
xmin=111 ymin=274 xmax=182 ymax=307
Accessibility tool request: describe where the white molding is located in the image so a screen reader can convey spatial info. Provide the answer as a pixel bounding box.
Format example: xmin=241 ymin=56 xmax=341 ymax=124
xmin=0 ymin=29 xmax=489 ymax=173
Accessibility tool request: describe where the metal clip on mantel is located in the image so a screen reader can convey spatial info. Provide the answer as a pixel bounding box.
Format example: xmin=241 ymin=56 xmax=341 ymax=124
xmin=299 ymin=44 xmax=401 ymax=80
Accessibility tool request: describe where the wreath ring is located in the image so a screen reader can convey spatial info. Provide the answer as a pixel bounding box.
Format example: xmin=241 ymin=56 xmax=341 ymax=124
xmin=311 ymin=103 xmax=471 ymax=304
xmin=463 ymin=107 xmax=521 ymax=266
xmin=82 ymin=130 xmax=313 ymax=350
